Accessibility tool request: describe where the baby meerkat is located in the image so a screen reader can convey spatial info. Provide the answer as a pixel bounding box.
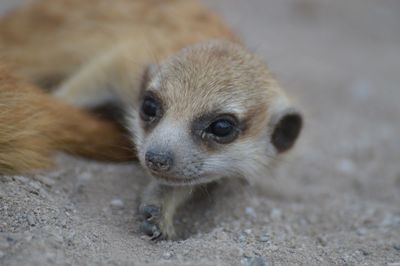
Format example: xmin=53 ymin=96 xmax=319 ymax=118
xmin=130 ymin=41 xmax=302 ymax=239
xmin=0 ymin=0 xmax=302 ymax=240
xmin=56 ymin=40 xmax=302 ymax=240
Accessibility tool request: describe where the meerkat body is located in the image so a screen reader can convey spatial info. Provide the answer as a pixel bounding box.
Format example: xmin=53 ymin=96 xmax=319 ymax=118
xmin=0 ymin=0 xmax=236 ymax=88
xmin=0 ymin=0 xmax=302 ymax=239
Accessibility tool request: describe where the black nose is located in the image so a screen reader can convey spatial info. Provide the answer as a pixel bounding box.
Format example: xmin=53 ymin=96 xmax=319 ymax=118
xmin=145 ymin=150 xmax=174 ymax=172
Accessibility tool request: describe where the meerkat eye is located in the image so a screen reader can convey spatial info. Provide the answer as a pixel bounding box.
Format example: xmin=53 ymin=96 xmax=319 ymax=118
xmin=140 ymin=94 xmax=162 ymax=122
xmin=209 ymin=119 xmax=233 ymax=136
xmin=206 ymin=116 xmax=239 ymax=143
xmin=142 ymin=97 xmax=158 ymax=117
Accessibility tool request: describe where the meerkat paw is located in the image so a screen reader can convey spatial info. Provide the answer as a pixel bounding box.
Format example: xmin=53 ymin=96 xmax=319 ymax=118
xmin=139 ymin=204 xmax=176 ymax=240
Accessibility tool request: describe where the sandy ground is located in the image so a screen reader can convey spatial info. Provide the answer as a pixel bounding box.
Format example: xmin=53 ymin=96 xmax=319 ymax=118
xmin=1 ymin=0 xmax=400 ymax=265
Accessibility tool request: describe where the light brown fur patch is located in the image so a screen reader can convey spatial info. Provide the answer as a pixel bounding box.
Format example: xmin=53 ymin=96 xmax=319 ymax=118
xmin=0 ymin=64 xmax=135 ymax=174
xmin=0 ymin=0 xmax=237 ymax=89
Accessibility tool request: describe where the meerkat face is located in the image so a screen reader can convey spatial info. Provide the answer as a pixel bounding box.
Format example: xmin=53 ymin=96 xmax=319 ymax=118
xmin=127 ymin=41 xmax=302 ymax=186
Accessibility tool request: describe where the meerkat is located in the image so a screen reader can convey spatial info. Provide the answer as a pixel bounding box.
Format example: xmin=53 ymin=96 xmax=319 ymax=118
xmin=0 ymin=0 xmax=303 ymax=239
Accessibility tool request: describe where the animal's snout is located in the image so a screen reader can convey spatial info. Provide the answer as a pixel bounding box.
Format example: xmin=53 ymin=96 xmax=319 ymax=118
xmin=145 ymin=150 xmax=174 ymax=173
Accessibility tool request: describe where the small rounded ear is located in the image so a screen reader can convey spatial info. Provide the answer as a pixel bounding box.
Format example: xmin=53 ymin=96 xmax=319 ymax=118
xmin=271 ymin=111 xmax=303 ymax=153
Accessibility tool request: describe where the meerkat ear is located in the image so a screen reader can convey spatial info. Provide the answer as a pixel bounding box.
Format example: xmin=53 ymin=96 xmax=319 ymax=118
xmin=270 ymin=108 xmax=303 ymax=153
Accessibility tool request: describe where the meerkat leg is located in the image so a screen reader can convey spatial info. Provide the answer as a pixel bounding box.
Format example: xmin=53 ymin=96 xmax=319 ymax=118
xmin=54 ymin=54 xmax=118 ymax=108
xmin=55 ymin=73 xmax=115 ymax=108
xmin=139 ymin=181 xmax=195 ymax=240
xmin=54 ymin=45 xmax=148 ymax=109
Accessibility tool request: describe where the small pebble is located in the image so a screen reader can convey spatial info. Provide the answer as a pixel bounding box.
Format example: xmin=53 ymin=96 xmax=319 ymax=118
xmin=27 ymin=214 xmax=36 ymax=226
xmin=393 ymin=244 xmax=400 ymax=251
xmin=317 ymin=236 xmax=327 ymax=247
xmin=110 ymin=198 xmax=124 ymax=210
xmin=241 ymin=256 xmax=267 ymax=266
xmin=238 ymin=234 xmax=247 ymax=242
xmin=53 ymin=233 xmax=64 ymax=244
xmin=258 ymin=234 xmax=269 ymax=242
xmin=14 ymin=176 xmax=29 ymax=184
xmin=269 ymin=245 xmax=279 ymax=252
xmin=65 ymin=232 xmax=76 ymax=243
xmin=356 ymin=228 xmax=367 ymax=236
xmin=24 ymin=234 xmax=33 ymax=242
xmin=35 ymin=175 xmax=55 ymax=188
xmin=75 ymin=173 xmax=92 ymax=192
xmin=60 ymin=217 xmax=67 ymax=228
xmin=29 ymin=181 xmax=41 ymax=191
xmin=245 ymin=207 xmax=257 ymax=218
xmin=360 ymin=249 xmax=370 ymax=256
xmin=382 ymin=214 xmax=400 ymax=226
xmin=162 ymin=251 xmax=173 ymax=259
xmin=244 ymin=229 xmax=252 ymax=235
xmin=270 ymin=208 xmax=282 ymax=220
xmin=78 ymin=172 xmax=92 ymax=182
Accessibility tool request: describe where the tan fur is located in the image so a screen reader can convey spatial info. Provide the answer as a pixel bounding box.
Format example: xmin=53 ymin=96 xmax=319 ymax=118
xmin=0 ymin=64 xmax=134 ymax=174
xmin=0 ymin=0 xmax=237 ymax=88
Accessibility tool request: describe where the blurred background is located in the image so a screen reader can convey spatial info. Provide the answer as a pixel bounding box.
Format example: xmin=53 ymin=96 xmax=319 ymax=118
xmin=202 ymin=0 xmax=400 ymax=201
xmin=0 ymin=0 xmax=399 ymax=265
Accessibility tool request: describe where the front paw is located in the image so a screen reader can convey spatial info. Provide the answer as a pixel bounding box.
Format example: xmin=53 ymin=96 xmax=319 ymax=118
xmin=139 ymin=205 xmax=176 ymax=240
xmin=139 ymin=205 xmax=163 ymax=240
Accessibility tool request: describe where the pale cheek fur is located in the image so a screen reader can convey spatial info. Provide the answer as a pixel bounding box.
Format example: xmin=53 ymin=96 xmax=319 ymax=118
xmin=202 ymin=138 xmax=274 ymax=182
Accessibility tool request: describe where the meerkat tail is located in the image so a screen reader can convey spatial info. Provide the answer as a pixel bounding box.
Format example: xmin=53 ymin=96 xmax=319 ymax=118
xmin=0 ymin=65 xmax=135 ymax=174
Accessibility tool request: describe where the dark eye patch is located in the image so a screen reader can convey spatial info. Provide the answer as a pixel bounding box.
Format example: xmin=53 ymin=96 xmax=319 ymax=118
xmin=141 ymin=96 xmax=158 ymax=119
xmin=192 ymin=113 xmax=240 ymax=145
xmin=208 ymin=119 xmax=235 ymax=137
xmin=139 ymin=91 xmax=163 ymax=126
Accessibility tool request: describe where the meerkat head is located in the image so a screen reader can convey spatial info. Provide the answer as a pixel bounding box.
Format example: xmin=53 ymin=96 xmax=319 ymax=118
xmin=127 ymin=40 xmax=302 ymax=186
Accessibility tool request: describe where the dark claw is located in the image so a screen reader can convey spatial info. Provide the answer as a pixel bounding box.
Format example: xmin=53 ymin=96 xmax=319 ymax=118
xmin=140 ymin=205 xmax=161 ymax=221
xmin=140 ymin=221 xmax=161 ymax=238
xmin=151 ymin=230 xmax=164 ymax=241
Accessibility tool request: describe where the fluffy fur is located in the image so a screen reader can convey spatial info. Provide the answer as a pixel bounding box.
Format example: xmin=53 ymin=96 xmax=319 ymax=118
xmin=0 ymin=64 xmax=134 ymax=174
xmin=0 ymin=0 xmax=236 ymax=88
